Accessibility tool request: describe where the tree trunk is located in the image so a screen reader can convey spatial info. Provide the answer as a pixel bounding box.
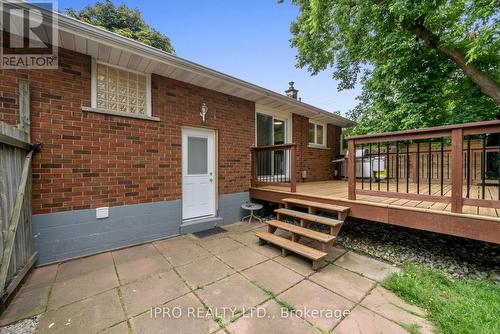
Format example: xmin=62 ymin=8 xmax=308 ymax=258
xmin=409 ymin=21 xmax=500 ymax=105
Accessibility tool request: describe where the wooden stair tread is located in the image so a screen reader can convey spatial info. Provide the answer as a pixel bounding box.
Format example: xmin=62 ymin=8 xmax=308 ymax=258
xmin=255 ymin=231 xmax=327 ymax=260
xmin=267 ymin=220 xmax=335 ymax=243
xmin=283 ymin=198 xmax=350 ymax=213
xmin=275 ymin=208 xmax=343 ymax=227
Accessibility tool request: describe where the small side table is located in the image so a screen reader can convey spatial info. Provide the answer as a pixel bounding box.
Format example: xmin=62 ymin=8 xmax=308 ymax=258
xmin=241 ymin=202 xmax=263 ymax=224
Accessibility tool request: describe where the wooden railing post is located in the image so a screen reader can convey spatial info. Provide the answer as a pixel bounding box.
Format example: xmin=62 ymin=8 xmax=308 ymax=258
xmin=250 ymin=148 xmax=256 ymax=188
xmin=290 ymin=144 xmax=297 ymax=193
xmin=451 ymin=128 xmax=463 ymax=213
xmin=348 ymin=139 xmax=356 ymax=200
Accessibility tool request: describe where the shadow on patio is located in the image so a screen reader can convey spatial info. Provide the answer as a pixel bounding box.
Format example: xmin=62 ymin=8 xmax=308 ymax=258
xmin=0 ymin=222 xmax=433 ymax=334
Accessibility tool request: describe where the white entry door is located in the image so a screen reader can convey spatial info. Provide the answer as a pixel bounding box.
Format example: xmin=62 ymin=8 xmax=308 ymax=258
xmin=182 ymin=128 xmax=216 ymax=220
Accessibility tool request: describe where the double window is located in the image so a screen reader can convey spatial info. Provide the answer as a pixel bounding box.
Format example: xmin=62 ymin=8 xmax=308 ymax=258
xmin=91 ymin=61 xmax=152 ymax=117
xmin=309 ymin=122 xmax=326 ymax=146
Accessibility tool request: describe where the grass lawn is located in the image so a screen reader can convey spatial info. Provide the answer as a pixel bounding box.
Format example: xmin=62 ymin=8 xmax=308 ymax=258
xmin=383 ymin=263 xmax=500 ymax=334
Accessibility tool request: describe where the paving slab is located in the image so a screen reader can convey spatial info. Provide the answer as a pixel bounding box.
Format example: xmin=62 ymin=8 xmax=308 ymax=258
xmin=113 ymin=243 xmax=171 ymax=284
xmin=333 ymin=305 xmax=408 ymax=334
xmin=310 ymin=265 xmax=376 ymax=303
xmin=227 ymin=231 xmax=260 ymax=246
xmin=335 ymin=251 xmax=399 ymax=281
xmin=273 ymin=254 xmax=315 ymax=277
xmin=0 ymin=286 xmax=50 ymax=326
xmin=226 ymin=299 xmax=317 ymax=334
xmin=19 ymin=264 xmax=57 ymax=292
xmin=38 ymin=289 xmax=125 ymax=334
xmin=101 ymin=321 xmax=129 ymax=334
xmin=197 ymin=237 xmax=243 ymax=255
xmin=153 ymin=237 xmax=211 ymax=266
xmin=196 ymin=274 xmax=268 ymax=323
xmin=120 ymin=270 xmax=190 ymax=317
xmin=241 ymin=260 xmax=303 ymax=294
xmin=361 ymin=286 xmax=434 ymax=333
xmin=56 ymin=252 xmax=114 ymax=282
xmin=130 ymin=293 xmax=220 ymax=334
xmin=222 ymin=222 xmax=256 ymax=234
xmin=176 ymin=256 xmax=235 ymax=288
xmin=217 ymin=246 xmax=267 ymax=271
xmin=47 ymin=265 xmax=119 ymax=310
xmin=279 ymin=280 xmax=354 ymax=331
xmin=247 ymin=243 xmax=282 ymax=259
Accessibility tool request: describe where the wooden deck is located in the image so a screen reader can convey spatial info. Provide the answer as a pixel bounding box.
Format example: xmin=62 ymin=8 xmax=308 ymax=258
xmin=250 ymin=180 xmax=500 ymax=244
xmin=258 ymin=180 xmax=500 ymax=217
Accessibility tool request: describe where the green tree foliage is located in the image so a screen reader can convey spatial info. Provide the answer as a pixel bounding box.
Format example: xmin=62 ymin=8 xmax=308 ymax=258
xmin=289 ymin=0 xmax=499 ymax=134
xmin=66 ymin=0 xmax=174 ymax=54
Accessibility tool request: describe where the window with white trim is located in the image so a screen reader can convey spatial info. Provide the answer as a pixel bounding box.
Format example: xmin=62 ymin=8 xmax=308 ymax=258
xmin=308 ymin=122 xmax=326 ymax=146
xmin=92 ymin=61 xmax=151 ymax=116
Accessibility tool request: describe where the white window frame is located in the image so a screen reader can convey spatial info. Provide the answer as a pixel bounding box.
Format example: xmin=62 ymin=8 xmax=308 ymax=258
xmin=308 ymin=121 xmax=327 ymax=148
xmin=254 ymin=104 xmax=292 ymax=145
xmin=90 ymin=59 xmax=152 ymax=118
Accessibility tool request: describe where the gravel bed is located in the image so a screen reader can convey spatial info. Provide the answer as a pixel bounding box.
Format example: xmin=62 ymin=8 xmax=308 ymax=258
xmin=0 ymin=317 xmax=38 ymax=334
xmin=336 ymin=218 xmax=500 ymax=283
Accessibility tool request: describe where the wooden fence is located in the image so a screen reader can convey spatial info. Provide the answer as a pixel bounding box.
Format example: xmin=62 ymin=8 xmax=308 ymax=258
xmin=0 ymin=81 xmax=37 ymax=302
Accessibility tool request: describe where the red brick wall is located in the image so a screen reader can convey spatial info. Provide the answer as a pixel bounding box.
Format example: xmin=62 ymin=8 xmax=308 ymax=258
xmin=0 ymin=47 xmax=341 ymax=215
xmin=0 ymin=48 xmax=254 ymax=214
xmin=293 ymin=114 xmax=342 ymax=181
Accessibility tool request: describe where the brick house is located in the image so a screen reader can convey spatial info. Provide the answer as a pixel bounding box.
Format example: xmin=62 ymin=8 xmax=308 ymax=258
xmin=0 ymin=5 xmax=354 ymax=265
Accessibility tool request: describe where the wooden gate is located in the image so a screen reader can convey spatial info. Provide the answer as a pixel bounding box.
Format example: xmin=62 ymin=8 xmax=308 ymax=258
xmin=0 ymin=81 xmax=37 ymax=302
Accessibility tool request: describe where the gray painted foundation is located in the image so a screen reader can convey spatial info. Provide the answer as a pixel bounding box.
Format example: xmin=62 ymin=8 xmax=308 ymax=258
xmin=218 ymin=191 xmax=250 ymax=224
xmin=32 ymin=191 xmax=249 ymax=265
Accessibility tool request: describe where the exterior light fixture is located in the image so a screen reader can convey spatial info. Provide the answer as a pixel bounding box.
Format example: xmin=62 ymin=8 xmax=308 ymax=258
xmin=200 ymin=102 xmax=208 ymax=123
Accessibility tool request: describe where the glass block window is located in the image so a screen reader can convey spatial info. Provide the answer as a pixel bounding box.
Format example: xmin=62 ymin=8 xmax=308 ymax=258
xmin=95 ymin=63 xmax=149 ymax=115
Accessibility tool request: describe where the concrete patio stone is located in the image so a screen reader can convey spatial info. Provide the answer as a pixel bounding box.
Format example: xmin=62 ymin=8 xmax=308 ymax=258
xmin=247 ymin=243 xmax=282 ymax=259
xmin=0 ymin=286 xmax=50 ymax=326
xmin=112 ymin=243 xmax=171 ymax=284
xmin=19 ymin=264 xmax=57 ymax=292
xmin=221 ymin=222 xmax=257 ymax=234
xmin=130 ymin=293 xmax=220 ymax=334
xmin=120 ymin=269 xmax=189 ymax=317
xmin=56 ymin=252 xmax=113 ymax=282
xmin=241 ymin=260 xmax=303 ymax=293
xmin=197 ymin=237 xmax=243 ymax=255
xmin=176 ymin=256 xmax=235 ymax=288
xmin=333 ymin=305 xmax=408 ymax=334
xmin=335 ymin=251 xmax=399 ymax=281
xmin=38 ymin=289 xmax=125 ymax=334
xmin=227 ymin=231 xmax=260 ymax=246
xmin=273 ymin=254 xmax=316 ymax=277
xmin=153 ymin=237 xmax=211 ymax=266
xmin=0 ymin=227 xmax=433 ymax=334
xmin=361 ymin=286 xmax=433 ymax=333
xmin=47 ymin=265 xmax=119 ymax=310
xmin=226 ymin=299 xmax=317 ymax=334
xmin=196 ymin=274 xmax=268 ymax=323
xmin=101 ymin=321 xmax=129 ymax=334
xmin=310 ymin=265 xmax=376 ymax=303
xmin=217 ymin=246 xmax=267 ymax=271
xmin=279 ymin=280 xmax=354 ymax=331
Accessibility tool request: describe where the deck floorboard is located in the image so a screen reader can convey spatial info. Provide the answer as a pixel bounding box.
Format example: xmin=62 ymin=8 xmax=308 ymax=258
xmin=256 ymin=180 xmax=499 ymax=219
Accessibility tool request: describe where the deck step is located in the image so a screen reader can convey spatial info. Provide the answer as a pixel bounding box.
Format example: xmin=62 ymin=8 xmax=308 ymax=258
xmin=275 ymin=208 xmax=343 ymax=227
xmin=283 ymin=198 xmax=350 ymax=214
xmin=266 ymin=220 xmax=335 ymax=243
xmin=255 ymin=231 xmax=327 ymax=270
